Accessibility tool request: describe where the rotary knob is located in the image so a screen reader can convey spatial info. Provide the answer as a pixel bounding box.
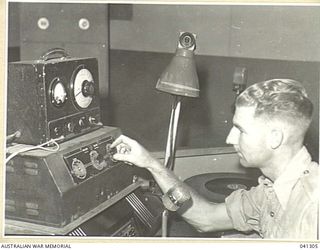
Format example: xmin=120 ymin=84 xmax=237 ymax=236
xmin=106 ymin=143 xmax=117 ymax=162
xmin=90 ymin=150 xmax=107 ymax=170
xmin=82 ymin=80 xmax=95 ymax=97
xmin=67 ymin=122 xmax=75 ymax=132
xmin=78 ymin=117 xmax=86 ymax=127
xmin=71 ymin=158 xmax=87 ymax=179
xmin=89 ymin=116 xmax=96 ymax=125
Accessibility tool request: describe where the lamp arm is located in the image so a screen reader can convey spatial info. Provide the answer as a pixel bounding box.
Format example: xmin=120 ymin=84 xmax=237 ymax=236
xmin=165 ymin=95 xmax=182 ymax=170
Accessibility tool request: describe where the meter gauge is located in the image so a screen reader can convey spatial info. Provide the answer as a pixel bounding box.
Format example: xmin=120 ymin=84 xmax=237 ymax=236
xmin=71 ymin=65 xmax=95 ymax=109
xmin=71 ymin=158 xmax=87 ymax=179
xmin=90 ymin=150 xmax=107 ymax=170
xmin=49 ymin=77 xmax=67 ymax=107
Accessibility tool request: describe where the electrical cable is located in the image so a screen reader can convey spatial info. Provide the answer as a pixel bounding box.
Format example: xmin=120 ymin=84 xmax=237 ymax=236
xmin=5 ymin=136 xmax=64 ymax=164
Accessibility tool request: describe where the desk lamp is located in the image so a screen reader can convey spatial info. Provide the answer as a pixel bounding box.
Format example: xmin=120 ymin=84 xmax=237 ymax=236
xmin=156 ymin=32 xmax=199 ymax=171
xmin=156 ymin=32 xmax=199 ymax=237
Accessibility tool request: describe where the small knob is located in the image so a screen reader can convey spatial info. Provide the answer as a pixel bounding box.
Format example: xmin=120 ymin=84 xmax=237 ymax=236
xmin=78 ymin=118 xmax=86 ymax=127
xmin=89 ymin=116 xmax=96 ymax=124
xmin=106 ymin=143 xmax=117 ymax=162
xmin=82 ymin=80 xmax=95 ymax=97
xmin=54 ymin=127 xmax=61 ymax=135
xmin=67 ymin=122 xmax=75 ymax=132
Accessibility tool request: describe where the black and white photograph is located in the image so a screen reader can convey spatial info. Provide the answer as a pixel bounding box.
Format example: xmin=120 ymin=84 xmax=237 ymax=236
xmin=3 ymin=0 xmax=320 ymax=246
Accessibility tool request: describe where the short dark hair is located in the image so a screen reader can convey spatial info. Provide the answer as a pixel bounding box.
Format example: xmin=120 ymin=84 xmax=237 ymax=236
xmin=236 ymin=79 xmax=313 ymax=132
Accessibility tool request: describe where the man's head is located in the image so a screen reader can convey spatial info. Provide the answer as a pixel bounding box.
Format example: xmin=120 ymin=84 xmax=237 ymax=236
xmin=226 ymin=79 xmax=313 ymax=169
xmin=236 ymin=79 xmax=313 ymax=135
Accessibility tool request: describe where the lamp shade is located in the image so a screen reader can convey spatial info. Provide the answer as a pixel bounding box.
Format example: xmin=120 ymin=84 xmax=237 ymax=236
xmin=156 ymin=48 xmax=199 ymax=98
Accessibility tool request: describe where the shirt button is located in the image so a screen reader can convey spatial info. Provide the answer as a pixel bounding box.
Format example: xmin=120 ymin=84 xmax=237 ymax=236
xmin=303 ymin=170 xmax=310 ymax=175
xmin=270 ymin=211 xmax=275 ymax=217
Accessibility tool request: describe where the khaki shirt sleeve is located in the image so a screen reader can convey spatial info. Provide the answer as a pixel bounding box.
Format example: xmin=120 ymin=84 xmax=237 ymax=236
xmin=296 ymin=168 xmax=319 ymax=239
xmin=298 ymin=199 xmax=318 ymax=239
xmin=225 ymin=184 xmax=265 ymax=233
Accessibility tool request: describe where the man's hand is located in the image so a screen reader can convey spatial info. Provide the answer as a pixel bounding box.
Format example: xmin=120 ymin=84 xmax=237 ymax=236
xmin=111 ymin=136 xmax=233 ymax=233
xmin=110 ymin=135 xmax=158 ymax=169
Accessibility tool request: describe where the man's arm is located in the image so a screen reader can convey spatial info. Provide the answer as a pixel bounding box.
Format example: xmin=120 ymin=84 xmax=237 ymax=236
xmin=111 ymin=135 xmax=234 ymax=233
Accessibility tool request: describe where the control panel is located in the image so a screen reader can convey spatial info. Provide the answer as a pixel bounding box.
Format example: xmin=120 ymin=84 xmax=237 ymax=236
xmin=49 ymin=109 xmax=101 ymax=140
xmin=63 ymin=135 xmax=117 ymax=183
xmin=5 ymin=126 xmax=150 ymax=230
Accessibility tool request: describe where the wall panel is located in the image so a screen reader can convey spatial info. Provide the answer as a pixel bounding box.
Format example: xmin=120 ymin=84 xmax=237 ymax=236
xmin=109 ymin=49 xmax=319 ymax=162
xmin=18 ymin=3 xmax=109 ymax=102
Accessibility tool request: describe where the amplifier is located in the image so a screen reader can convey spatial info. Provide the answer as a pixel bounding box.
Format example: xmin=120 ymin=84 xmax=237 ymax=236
xmin=7 ymin=49 xmax=102 ymax=145
xmin=5 ymin=49 xmax=164 ymax=237
xmin=5 ymin=126 xmax=160 ymax=234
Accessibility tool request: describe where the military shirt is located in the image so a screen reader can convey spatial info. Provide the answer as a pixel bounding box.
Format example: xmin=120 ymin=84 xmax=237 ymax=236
xmin=225 ymin=146 xmax=319 ymax=239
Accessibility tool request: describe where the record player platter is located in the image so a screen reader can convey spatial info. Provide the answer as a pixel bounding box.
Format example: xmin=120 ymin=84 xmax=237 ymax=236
xmin=184 ymin=172 xmax=258 ymax=203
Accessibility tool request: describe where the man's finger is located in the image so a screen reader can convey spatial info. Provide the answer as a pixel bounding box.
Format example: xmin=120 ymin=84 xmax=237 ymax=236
xmin=111 ymin=135 xmax=134 ymax=148
xmin=110 ymin=135 xmax=125 ymax=148
xmin=112 ymin=153 xmax=130 ymax=162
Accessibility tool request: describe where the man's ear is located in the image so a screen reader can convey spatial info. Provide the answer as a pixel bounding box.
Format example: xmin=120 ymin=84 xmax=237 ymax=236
xmin=269 ymin=129 xmax=283 ymax=149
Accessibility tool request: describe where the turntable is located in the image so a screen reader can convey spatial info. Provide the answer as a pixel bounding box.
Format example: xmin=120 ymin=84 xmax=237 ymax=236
xmin=185 ymin=172 xmax=258 ymax=203
xmin=163 ymin=172 xmax=258 ymax=238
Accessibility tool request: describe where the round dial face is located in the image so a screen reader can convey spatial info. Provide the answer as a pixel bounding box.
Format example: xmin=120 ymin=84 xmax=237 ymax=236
xmin=50 ymin=78 xmax=67 ymax=107
xmin=71 ymin=158 xmax=87 ymax=179
xmin=72 ymin=68 xmax=95 ymax=109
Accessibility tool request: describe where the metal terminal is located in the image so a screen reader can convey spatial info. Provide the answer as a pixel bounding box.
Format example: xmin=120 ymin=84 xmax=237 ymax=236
xmin=132 ymin=175 xmax=138 ymax=183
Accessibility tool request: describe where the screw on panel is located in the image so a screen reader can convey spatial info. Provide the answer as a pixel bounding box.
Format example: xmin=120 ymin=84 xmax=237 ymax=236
xmin=132 ymin=175 xmax=138 ymax=183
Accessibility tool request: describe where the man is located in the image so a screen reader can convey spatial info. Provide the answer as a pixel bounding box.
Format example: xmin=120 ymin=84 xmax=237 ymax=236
xmin=110 ymin=79 xmax=319 ymax=239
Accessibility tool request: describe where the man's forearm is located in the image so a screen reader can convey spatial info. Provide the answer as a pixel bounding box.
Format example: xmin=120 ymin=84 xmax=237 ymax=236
xmin=146 ymin=159 xmax=234 ymax=232
xmin=146 ymin=159 xmax=182 ymax=194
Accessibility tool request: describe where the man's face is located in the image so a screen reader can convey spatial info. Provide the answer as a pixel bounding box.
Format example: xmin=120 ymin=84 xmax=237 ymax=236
xmin=226 ymin=106 xmax=272 ymax=168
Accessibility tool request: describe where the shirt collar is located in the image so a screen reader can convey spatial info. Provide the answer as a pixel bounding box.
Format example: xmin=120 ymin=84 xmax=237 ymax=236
xmin=264 ymin=146 xmax=311 ymax=209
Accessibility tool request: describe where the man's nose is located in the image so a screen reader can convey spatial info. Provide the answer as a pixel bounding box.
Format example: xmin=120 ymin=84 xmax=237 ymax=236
xmin=226 ymin=127 xmax=238 ymax=145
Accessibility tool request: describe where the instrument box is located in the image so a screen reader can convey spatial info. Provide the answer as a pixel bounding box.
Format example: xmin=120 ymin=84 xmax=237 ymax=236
xmin=6 ymin=127 xmax=162 ymax=235
xmin=7 ymin=52 xmax=101 ymax=145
